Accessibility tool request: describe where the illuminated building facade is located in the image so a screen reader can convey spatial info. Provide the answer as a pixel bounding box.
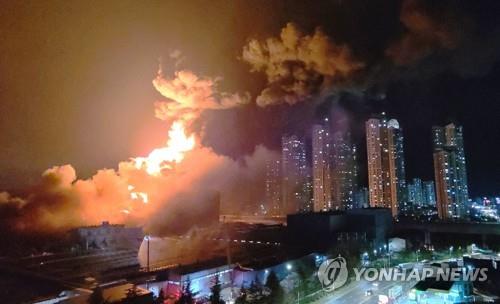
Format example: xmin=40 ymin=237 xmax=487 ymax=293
xmin=433 ymin=123 xmax=469 ymax=220
xmin=281 ymin=135 xmax=309 ymax=214
xmin=354 ymin=187 xmax=369 ymax=208
xmin=365 ymin=114 xmax=406 ymax=217
xmin=265 ymin=159 xmax=281 ymax=215
xmin=422 ymin=180 xmax=436 ymax=206
xmin=312 ymin=120 xmax=333 ymax=212
xmin=331 ymin=131 xmax=358 ymax=210
xmin=408 ymin=178 xmax=424 ymax=207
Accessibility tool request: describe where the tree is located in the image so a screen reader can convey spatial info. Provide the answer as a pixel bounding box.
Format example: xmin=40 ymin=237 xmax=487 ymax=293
xmin=88 ymin=286 xmax=105 ymax=304
xmin=123 ymin=285 xmax=142 ymax=304
xmin=209 ymin=276 xmax=225 ymax=304
xmin=126 ymin=285 xmax=139 ymax=298
xmin=295 ymin=265 xmax=308 ymax=302
xmin=265 ymin=271 xmax=284 ymax=304
xmin=176 ymin=278 xmax=196 ymax=304
xmin=234 ymin=285 xmax=248 ymax=304
xmin=155 ymin=288 xmax=165 ymax=304
xmin=248 ymin=279 xmax=261 ymax=296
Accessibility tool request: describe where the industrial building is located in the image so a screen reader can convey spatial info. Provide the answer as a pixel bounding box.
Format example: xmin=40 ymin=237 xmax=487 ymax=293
xmin=73 ymin=221 xmax=143 ymax=250
xmin=287 ymin=208 xmax=393 ymax=250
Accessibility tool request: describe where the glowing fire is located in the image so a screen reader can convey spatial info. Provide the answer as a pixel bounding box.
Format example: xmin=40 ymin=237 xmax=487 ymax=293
xmin=123 ymin=116 xmax=195 ymax=216
xmin=127 ymin=185 xmax=149 ymax=204
xmin=132 ymin=121 xmax=195 ymax=175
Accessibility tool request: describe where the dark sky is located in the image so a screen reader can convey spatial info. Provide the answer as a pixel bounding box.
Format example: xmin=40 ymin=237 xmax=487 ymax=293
xmin=0 ymin=0 xmax=499 ymax=196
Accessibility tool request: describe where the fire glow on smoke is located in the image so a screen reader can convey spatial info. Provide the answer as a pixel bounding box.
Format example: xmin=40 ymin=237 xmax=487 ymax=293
xmin=123 ymin=121 xmax=195 ymax=212
xmin=132 ymin=121 xmax=196 ymax=176
xmin=0 ymin=63 xmax=277 ymax=234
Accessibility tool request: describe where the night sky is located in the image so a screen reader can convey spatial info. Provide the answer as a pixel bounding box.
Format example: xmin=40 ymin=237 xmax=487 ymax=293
xmin=1 ymin=0 xmax=499 ymax=196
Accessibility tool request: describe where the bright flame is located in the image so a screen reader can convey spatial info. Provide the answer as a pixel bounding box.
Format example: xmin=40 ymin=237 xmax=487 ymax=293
xmin=124 ymin=120 xmax=195 ymax=216
xmin=132 ymin=121 xmax=195 ymax=175
xmin=131 ymin=192 xmax=149 ymax=204
xmin=128 ymin=185 xmax=149 ymax=204
xmin=130 ymin=191 xmax=149 ymax=204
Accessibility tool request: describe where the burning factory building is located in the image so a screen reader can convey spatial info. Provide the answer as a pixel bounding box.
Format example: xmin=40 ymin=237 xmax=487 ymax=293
xmin=72 ymin=221 xmax=144 ymax=251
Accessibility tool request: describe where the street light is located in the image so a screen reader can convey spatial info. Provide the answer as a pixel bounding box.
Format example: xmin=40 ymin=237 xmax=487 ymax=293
xmin=144 ymin=235 xmax=151 ymax=289
xmin=416 ymin=249 xmax=420 ymax=263
xmin=286 ymin=263 xmax=292 ymax=271
xmin=362 ymin=252 xmax=369 ymax=266
xmin=144 ymin=235 xmax=151 ymax=272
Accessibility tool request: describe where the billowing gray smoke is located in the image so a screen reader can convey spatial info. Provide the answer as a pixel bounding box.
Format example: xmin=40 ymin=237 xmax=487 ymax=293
xmin=242 ymin=22 xmax=364 ymax=107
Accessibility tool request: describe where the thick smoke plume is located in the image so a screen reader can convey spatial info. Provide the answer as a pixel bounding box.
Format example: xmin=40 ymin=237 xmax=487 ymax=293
xmin=242 ymin=22 xmax=364 ymax=107
xmin=2 ymin=1 xmax=496 ymax=237
xmin=386 ymin=0 xmax=463 ymax=66
xmin=0 ymin=67 xmax=277 ymax=236
xmin=137 ymin=228 xmax=227 ymax=268
xmin=153 ymin=69 xmax=250 ymax=125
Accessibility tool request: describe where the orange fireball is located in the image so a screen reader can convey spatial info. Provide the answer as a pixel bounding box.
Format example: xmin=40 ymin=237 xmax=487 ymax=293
xmin=132 ymin=121 xmax=195 ymax=175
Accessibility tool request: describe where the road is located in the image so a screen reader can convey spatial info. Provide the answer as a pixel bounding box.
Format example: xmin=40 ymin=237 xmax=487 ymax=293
xmin=315 ymin=275 xmax=417 ymax=304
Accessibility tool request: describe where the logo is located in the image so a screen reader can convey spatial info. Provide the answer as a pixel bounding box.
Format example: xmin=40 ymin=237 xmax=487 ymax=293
xmin=317 ymin=256 xmax=348 ymax=292
xmin=353 ymin=266 xmax=488 ymax=282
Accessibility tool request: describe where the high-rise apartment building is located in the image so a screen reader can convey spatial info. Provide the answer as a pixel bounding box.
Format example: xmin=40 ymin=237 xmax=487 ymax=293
xmin=354 ymin=187 xmax=369 ymax=209
xmin=422 ymin=180 xmax=436 ymax=206
xmin=331 ymin=131 xmax=357 ymax=210
xmin=408 ymin=178 xmax=424 ymax=207
xmin=312 ymin=120 xmax=333 ymax=212
xmin=281 ymin=135 xmax=309 ymax=214
xmin=433 ymin=123 xmax=469 ymax=220
xmin=264 ymin=160 xmax=281 ymax=216
xmin=366 ymin=114 xmax=406 ymax=217
xmin=391 ymin=121 xmax=407 ymax=207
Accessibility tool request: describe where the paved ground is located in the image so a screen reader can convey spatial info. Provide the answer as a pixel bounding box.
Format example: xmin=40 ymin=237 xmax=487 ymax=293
xmin=3 ymin=249 xmax=140 ymax=287
xmin=315 ymin=273 xmax=418 ymax=304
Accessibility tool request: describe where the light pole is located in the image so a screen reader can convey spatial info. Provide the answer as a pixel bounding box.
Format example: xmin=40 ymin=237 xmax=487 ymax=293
xmin=383 ymin=244 xmax=388 ymax=267
xmin=416 ymin=249 xmax=420 ymax=263
xmin=449 ymin=246 xmax=453 ymax=259
xmin=388 ymin=244 xmax=392 ymax=267
xmin=145 ymin=235 xmax=151 ymax=289
xmin=144 ymin=235 xmax=150 ymax=272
